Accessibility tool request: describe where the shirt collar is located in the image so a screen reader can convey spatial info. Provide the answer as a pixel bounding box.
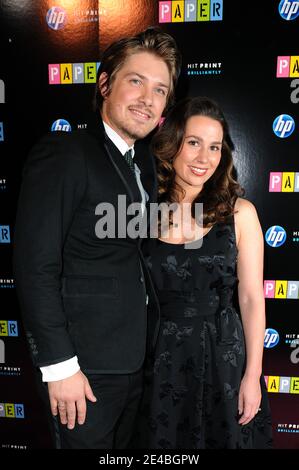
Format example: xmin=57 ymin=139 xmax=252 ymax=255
xmin=103 ymin=121 xmax=135 ymax=158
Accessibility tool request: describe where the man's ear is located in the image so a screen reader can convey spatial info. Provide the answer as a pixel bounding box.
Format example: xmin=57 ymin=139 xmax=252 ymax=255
xmin=98 ymin=72 xmax=109 ymax=98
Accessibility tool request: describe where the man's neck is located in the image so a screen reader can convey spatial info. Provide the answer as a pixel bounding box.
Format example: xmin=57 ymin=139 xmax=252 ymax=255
xmin=103 ymin=121 xmax=135 ymax=156
xmin=101 ymin=114 xmax=134 ymax=144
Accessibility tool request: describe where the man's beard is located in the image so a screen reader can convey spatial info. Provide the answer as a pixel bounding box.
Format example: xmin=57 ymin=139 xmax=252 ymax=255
xmin=119 ymin=122 xmax=152 ymax=141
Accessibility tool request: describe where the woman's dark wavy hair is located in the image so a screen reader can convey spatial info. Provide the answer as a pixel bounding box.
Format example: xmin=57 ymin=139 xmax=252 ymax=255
xmin=152 ymin=96 xmax=244 ymax=227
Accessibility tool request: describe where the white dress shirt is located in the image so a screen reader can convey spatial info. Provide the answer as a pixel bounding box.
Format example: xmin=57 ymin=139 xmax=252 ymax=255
xmin=40 ymin=121 xmax=148 ymax=382
xmin=103 ymin=122 xmax=148 ymax=214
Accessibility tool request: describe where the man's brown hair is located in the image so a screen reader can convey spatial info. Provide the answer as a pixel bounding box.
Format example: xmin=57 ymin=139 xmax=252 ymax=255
xmin=95 ymin=27 xmax=182 ymax=113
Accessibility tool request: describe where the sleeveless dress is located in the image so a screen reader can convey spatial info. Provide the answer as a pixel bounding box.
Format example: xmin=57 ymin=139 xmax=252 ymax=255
xmin=135 ymin=221 xmax=273 ymax=449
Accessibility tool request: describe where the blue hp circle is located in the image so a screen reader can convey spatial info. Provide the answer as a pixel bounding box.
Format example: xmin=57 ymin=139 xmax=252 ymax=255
xmin=265 ymin=226 xmax=287 ymax=247
xmin=279 ymin=0 xmax=299 ymax=20
xmin=46 ymin=7 xmax=67 ymax=30
xmin=273 ymin=114 xmax=295 ymax=138
xmin=51 ymin=119 xmax=72 ymax=132
xmin=264 ymin=329 xmax=280 ymax=349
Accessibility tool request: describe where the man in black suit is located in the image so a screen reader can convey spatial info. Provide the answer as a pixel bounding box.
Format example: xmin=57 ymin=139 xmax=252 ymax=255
xmin=13 ymin=27 xmax=181 ymax=449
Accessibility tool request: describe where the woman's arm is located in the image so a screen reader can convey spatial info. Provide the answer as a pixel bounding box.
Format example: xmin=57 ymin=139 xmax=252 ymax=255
xmin=234 ymin=197 xmax=265 ymax=425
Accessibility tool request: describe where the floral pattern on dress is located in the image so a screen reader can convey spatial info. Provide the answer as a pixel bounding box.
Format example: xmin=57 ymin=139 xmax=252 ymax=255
xmin=133 ymin=221 xmax=273 ymax=449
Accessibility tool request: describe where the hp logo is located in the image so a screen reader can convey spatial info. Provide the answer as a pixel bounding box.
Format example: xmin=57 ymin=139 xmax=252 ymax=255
xmin=51 ymin=119 xmax=72 ymax=132
xmin=265 ymin=226 xmax=287 ymax=247
xmin=273 ymin=114 xmax=295 ymax=138
xmin=279 ymin=0 xmax=299 ymax=20
xmin=46 ymin=7 xmax=67 ymax=30
xmin=264 ymin=329 xmax=280 ymax=349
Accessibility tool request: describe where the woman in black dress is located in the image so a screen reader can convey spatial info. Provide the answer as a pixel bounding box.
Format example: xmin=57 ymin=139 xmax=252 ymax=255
xmin=135 ymin=97 xmax=273 ymax=449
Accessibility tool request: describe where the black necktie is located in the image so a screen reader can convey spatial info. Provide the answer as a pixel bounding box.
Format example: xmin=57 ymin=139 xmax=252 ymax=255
xmin=123 ymin=149 xmax=135 ymax=175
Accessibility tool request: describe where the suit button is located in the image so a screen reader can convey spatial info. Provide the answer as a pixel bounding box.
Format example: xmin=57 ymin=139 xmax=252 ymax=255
xmin=140 ymin=277 xmax=144 ymax=283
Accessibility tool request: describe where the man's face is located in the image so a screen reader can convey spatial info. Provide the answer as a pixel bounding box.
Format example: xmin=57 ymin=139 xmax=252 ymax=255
xmin=100 ymin=51 xmax=170 ymax=146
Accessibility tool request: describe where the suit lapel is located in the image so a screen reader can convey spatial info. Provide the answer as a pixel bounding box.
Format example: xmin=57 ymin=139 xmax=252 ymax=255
xmin=104 ymin=139 xmax=141 ymax=205
xmin=134 ymin=138 xmax=158 ymax=204
xmin=134 ymin=139 xmax=158 ymax=240
xmin=89 ymin=117 xmax=157 ymax=239
xmin=88 ymin=119 xmax=141 ymax=205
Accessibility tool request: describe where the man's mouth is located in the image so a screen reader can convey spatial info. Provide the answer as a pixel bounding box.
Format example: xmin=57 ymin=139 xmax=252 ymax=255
xmin=129 ymin=107 xmax=152 ymax=121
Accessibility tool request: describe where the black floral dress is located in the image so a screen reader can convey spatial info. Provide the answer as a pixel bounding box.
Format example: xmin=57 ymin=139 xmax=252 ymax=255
xmin=134 ymin=221 xmax=273 ymax=449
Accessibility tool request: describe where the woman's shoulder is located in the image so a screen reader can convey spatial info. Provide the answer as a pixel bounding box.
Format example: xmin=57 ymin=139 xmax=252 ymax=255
xmin=234 ymin=197 xmax=258 ymax=217
xmin=234 ymin=198 xmax=261 ymax=244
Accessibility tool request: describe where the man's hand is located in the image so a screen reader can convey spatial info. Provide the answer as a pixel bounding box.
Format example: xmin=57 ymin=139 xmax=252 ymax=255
xmin=48 ymin=370 xmax=97 ymax=429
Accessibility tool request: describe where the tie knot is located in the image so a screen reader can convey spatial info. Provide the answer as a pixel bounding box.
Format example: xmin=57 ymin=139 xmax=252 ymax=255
xmin=124 ymin=149 xmax=135 ymax=174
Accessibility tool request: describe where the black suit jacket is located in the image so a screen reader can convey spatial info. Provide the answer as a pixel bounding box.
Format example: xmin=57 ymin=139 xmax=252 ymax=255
xmin=13 ymin=118 xmax=160 ymax=373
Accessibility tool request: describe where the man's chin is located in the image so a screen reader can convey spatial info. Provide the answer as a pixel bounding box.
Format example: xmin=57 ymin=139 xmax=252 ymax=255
xmin=123 ymin=125 xmax=156 ymax=141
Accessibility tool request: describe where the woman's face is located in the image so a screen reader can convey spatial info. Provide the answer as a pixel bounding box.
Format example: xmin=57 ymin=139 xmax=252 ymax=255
xmin=173 ymin=115 xmax=223 ymax=200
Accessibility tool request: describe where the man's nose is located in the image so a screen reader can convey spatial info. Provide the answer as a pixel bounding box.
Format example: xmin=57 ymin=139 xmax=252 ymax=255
xmin=139 ymin=85 xmax=153 ymax=106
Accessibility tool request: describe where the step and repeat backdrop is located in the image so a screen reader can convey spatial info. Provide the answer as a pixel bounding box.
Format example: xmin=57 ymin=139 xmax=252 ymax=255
xmin=1 ymin=0 xmax=298 ymax=449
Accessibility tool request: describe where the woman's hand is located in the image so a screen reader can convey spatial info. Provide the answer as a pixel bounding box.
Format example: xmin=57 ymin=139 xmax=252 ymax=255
xmin=238 ymin=374 xmax=262 ymax=426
